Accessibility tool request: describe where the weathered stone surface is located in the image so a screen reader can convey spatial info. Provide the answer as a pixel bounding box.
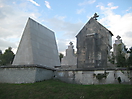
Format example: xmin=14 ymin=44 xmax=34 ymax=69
xmin=55 ymin=69 xmax=131 ymax=84
xmin=0 ymin=65 xmax=131 ymax=84
xmin=0 ymin=66 xmax=54 ymax=83
xmin=113 ymin=35 xmax=128 ymax=63
xmin=12 ymin=18 xmax=60 ymax=68
xmin=76 ymin=18 xmax=113 ymax=68
xmin=61 ymin=42 xmax=77 ymax=68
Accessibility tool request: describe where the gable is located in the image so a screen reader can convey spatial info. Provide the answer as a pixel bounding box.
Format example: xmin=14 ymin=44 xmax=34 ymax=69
xmin=76 ymin=18 xmax=113 ymax=38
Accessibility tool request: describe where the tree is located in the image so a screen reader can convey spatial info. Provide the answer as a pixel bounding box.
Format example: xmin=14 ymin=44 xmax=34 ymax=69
xmin=127 ymin=47 xmax=132 ymax=67
xmin=0 ymin=50 xmax=2 ymax=55
xmin=0 ymin=47 xmax=15 ymax=65
xmin=59 ymin=53 xmax=64 ymax=62
xmin=0 ymin=50 xmax=2 ymax=64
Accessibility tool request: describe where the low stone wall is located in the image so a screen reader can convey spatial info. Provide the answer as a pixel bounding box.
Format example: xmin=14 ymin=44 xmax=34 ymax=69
xmin=55 ymin=69 xmax=132 ymax=85
xmin=0 ymin=65 xmax=132 ymax=84
xmin=0 ymin=65 xmax=54 ymax=83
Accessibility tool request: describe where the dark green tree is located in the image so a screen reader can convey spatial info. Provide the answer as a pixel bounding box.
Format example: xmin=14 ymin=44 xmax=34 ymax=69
xmin=0 ymin=47 xmax=15 ymax=65
xmin=127 ymin=47 xmax=132 ymax=67
xmin=59 ymin=53 xmax=64 ymax=62
xmin=0 ymin=50 xmax=2 ymax=55
xmin=0 ymin=50 xmax=2 ymax=64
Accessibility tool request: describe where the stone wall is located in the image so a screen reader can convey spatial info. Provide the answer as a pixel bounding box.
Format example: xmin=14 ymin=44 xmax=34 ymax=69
xmin=0 ymin=65 xmax=131 ymax=84
xmin=0 ymin=65 xmax=54 ymax=83
xmin=55 ymin=69 xmax=131 ymax=84
xmin=76 ymin=18 xmax=113 ymax=68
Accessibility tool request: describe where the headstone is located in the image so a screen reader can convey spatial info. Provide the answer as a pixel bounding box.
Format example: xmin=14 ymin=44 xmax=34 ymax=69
xmin=61 ymin=42 xmax=77 ymax=66
xmin=113 ymin=35 xmax=127 ymax=63
xmin=12 ymin=18 xmax=60 ymax=68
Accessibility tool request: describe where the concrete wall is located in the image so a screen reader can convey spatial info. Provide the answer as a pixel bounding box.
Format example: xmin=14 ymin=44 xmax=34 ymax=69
xmin=55 ymin=70 xmax=131 ymax=85
xmin=0 ymin=66 xmax=54 ymax=83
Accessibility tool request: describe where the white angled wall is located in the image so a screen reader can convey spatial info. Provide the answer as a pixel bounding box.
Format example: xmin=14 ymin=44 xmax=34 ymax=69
xmin=13 ymin=18 xmax=60 ymax=68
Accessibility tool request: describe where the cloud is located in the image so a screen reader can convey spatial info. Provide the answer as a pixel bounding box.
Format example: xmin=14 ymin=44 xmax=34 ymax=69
xmin=46 ymin=15 xmax=84 ymax=38
xmin=107 ymin=3 xmax=118 ymax=9
xmin=77 ymin=8 xmax=85 ymax=14
xmin=96 ymin=3 xmax=118 ymax=10
xmin=125 ymin=31 xmax=132 ymax=38
xmin=0 ymin=0 xmax=41 ymax=53
xmin=54 ymin=15 xmax=66 ymax=20
xmin=97 ymin=3 xmax=132 ymax=48
xmin=126 ymin=7 xmax=132 ymax=12
xmin=28 ymin=0 xmax=40 ymax=6
xmin=57 ymin=38 xmax=76 ymax=55
xmin=44 ymin=15 xmax=83 ymax=53
xmin=78 ymin=0 xmax=96 ymax=6
xmin=44 ymin=1 xmax=51 ymax=9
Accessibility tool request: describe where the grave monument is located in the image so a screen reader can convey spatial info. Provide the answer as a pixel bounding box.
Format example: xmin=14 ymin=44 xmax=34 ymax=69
xmin=61 ymin=42 xmax=77 ymax=69
xmin=76 ymin=13 xmax=113 ymax=68
xmin=13 ymin=18 xmax=60 ymax=68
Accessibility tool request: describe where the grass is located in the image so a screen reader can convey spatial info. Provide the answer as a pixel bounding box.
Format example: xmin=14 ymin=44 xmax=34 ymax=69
xmin=0 ymin=79 xmax=132 ymax=99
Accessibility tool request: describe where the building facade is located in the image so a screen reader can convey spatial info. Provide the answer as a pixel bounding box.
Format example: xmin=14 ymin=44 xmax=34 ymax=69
xmin=76 ymin=17 xmax=113 ymax=68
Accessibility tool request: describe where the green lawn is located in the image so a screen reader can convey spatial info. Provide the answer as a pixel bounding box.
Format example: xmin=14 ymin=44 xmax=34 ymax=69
xmin=0 ymin=79 xmax=132 ymax=99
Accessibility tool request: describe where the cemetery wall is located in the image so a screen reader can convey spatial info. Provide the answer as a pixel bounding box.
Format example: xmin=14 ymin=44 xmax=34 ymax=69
xmin=0 ymin=66 xmax=54 ymax=83
xmin=55 ymin=69 xmax=132 ymax=84
xmin=0 ymin=66 xmax=132 ymax=84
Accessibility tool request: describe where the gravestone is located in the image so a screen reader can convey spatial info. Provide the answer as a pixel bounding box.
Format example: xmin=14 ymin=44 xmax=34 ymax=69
xmin=12 ymin=18 xmax=60 ymax=68
xmin=113 ymin=35 xmax=128 ymax=63
xmin=61 ymin=42 xmax=77 ymax=67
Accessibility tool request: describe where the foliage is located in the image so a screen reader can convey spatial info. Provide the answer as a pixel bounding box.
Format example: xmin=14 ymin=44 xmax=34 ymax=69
xmin=95 ymin=72 xmax=109 ymax=81
xmin=0 ymin=79 xmax=132 ymax=99
xmin=96 ymin=74 xmax=105 ymax=80
xmin=128 ymin=54 xmax=132 ymax=66
xmin=127 ymin=47 xmax=132 ymax=66
xmin=59 ymin=53 xmax=64 ymax=62
xmin=0 ymin=50 xmax=2 ymax=55
xmin=0 ymin=47 xmax=15 ymax=65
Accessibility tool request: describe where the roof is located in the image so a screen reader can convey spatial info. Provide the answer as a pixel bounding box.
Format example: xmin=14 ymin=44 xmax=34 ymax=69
xmin=76 ymin=17 xmax=113 ymax=37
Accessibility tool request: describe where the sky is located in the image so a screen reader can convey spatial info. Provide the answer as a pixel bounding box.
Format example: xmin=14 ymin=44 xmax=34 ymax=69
xmin=0 ymin=0 xmax=132 ymax=55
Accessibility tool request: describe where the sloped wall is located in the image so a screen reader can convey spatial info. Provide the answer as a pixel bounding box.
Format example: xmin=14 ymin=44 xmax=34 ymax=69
xmin=13 ymin=18 xmax=60 ymax=68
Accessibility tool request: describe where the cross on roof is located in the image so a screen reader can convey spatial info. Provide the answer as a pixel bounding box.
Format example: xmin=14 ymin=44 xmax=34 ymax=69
xmin=92 ymin=13 xmax=99 ymax=20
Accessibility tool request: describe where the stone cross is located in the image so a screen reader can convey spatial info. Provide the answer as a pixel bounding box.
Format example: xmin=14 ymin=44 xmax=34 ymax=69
xmin=69 ymin=42 xmax=73 ymax=48
xmin=69 ymin=42 xmax=73 ymax=45
xmin=116 ymin=35 xmax=121 ymax=40
xmin=93 ymin=13 xmax=99 ymax=20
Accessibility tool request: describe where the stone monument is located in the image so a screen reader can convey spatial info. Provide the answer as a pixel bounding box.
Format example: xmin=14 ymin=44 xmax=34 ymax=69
xmin=12 ymin=18 xmax=60 ymax=68
xmin=61 ymin=42 xmax=77 ymax=69
xmin=113 ymin=35 xmax=127 ymax=63
xmin=76 ymin=14 xmax=113 ymax=68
